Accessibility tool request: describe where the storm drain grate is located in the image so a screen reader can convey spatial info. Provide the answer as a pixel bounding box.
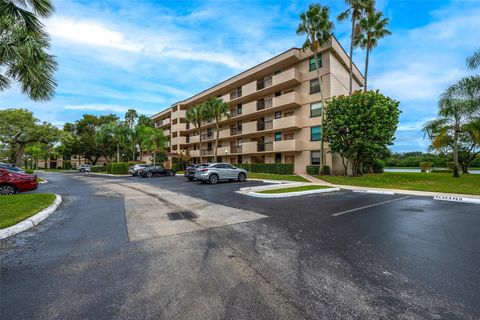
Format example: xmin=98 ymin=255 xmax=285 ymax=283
xmin=167 ymin=211 xmax=197 ymax=221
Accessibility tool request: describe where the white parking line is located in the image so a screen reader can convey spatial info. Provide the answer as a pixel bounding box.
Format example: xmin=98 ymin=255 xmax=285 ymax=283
xmin=332 ymin=196 xmax=410 ymax=217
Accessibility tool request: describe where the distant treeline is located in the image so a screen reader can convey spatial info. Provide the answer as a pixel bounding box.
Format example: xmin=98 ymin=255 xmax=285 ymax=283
xmin=386 ymin=152 xmax=480 ymax=168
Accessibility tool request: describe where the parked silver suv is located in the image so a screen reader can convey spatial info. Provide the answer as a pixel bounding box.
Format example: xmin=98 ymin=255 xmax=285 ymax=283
xmin=195 ymin=163 xmax=247 ymax=184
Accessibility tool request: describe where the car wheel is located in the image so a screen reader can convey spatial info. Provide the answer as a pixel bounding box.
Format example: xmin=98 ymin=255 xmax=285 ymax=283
xmin=80 ymin=168 xmax=85 ymax=173
xmin=0 ymin=185 xmax=16 ymax=195
xmin=209 ymin=174 xmax=219 ymax=184
xmin=187 ymin=177 xmax=194 ymax=181
xmin=238 ymin=173 xmax=246 ymax=182
xmin=168 ymin=170 xmax=175 ymax=176
xmin=146 ymin=171 xmax=153 ymax=178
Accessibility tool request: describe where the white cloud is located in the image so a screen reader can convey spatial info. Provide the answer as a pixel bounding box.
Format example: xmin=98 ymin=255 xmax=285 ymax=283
xmin=64 ymin=104 xmax=150 ymax=115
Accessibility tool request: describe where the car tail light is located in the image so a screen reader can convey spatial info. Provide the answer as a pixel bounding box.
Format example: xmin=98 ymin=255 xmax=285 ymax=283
xmin=199 ymin=168 xmax=208 ymax=172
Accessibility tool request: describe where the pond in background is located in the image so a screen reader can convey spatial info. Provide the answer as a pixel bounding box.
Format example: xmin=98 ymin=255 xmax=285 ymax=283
xmin=384 ymin=168 xmax=480 ymax=174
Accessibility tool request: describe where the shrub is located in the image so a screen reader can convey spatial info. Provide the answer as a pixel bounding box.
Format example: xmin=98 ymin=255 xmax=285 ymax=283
xmin=63 ymin=161 xmax=72 ymax=170
xmin=25 ymin=169 xmax=34 ymax=174
xmin=446 ymin=162 xmax=457 ymax=170
xmin=322 ymin=165 xmax=331 ymax=175
xmin=232 ymin=163 xmax=294 ymax=175
xmin=110 ymin=162 xmax=129 ymax=174
xmin=91 ymin=166 xmax=106 ymax=172
xmin=419 ymin=162 xmax=433 ymax=172
xmin=106 ymin=163 xmax=112 ymax=173
xmin=171 ymin=163 xmax=183 ymax=172
xmin=306 ymin=165 xmax=320 ymax=175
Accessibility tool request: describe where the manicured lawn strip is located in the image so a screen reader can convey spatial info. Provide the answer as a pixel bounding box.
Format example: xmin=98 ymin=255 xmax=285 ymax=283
xmin=248 ymin=172 xmax=309 ymax=182
xmin=258 ymin=185 xmax=331 ymax=194
xmin=318 ymin=172 xmax=480 ymax=195
xmin=36 ymin=178 xmax=45 ymax=183
xmin=0 ymin=193 xmax=56 ymax=229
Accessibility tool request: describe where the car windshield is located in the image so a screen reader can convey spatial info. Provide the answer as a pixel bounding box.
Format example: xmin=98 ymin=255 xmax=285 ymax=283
xmin=0 ymin=165 xmax=23 ymax=172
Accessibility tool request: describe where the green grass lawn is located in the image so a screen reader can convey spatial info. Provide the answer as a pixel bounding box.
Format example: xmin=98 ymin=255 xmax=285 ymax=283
xmin=0 ymin=193 xmax=56 ymax=229
xmin=36 ymin=177 xmax=45 ymax=183
xmin=257 ymin=185 xmax=331 ymax=194
xmin=319 ymin=172 xmax=480 ymax=195
xmin=248 ymin=172 xmax=309 ymax=182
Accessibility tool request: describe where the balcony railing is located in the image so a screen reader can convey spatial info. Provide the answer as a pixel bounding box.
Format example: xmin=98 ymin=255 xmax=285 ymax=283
xmin=257 ymin=142 xmax=273 ymax=152
xmin=201 ymin=149 xmax=213 ymax=156
xmin=257 ymin=120 xmax=273 ymax=131
xmin=256 ymin=77 xmax=272 ymax=91
xmin=230 ymin=109 xmax=242 ymax=117
xmin=230 ymin=146 xmax=243 ymax=153
xmin=200 ymin=133 xmax=214 ymax=141
xmin=256 ymin=99 xmax=273 ymax=111
xmin=230 ymin=88 xmax=242 ymax=100
xmin=230 ymin=127 xmax=242 ymax=135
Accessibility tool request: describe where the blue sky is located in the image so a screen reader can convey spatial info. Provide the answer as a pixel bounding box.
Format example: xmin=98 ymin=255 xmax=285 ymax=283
xmin=1 ymin=0 xmax=479 ymax=152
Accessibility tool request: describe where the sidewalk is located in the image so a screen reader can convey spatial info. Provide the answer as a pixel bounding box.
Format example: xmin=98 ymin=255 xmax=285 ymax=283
xmin=296 ymin=173 xmax=334 ymax=186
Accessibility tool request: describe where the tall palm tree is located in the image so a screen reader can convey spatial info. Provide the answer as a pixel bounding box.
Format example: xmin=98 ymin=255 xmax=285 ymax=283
xmin=467 ymin=49 xmax=480 ymax=70
xmin=297 ymin=3 xmax=334 ymax=174
xmin=337 ymin=0 xmax=374 ymax=94
xmin=354 ymin=10 xmax=391 ymax=92
xmin=185 ymin=103 xmax=206 ymax=163
xmin=204 ymin=97 xmax=230 ymax=162
xmin=0 ymin=0 xmax=57 ymax=101
xmin=96 ymin=121 xmax=129 ymax=163
xmin=142 ymin=127 xmax=166 ymax=165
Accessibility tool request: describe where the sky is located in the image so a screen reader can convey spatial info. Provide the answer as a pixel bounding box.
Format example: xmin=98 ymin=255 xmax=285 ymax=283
xmin=1 ymin=0 xmax=479 ymax=152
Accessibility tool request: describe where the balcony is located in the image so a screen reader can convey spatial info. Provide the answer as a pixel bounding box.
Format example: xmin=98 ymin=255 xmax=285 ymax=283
xmin=256 ymin=76 xmax=272 ymax=90
xmin=257 ymin=142 xmax=273 ymax=152
xmin=274 ymin=140 xmax=302 ymax=152
xmin=190 ymin=150 xmax=200 ymax=157
xmin=201 ymin=149 xmax=213 ymax=156
xmin=230 ymin=145 xmax=243 ymax=154
xmin=200 ymin=133 xmax=214 ymax=141
xmin=257 ymin=120 xmax=273 ymax=131
xmin=189 ymin=135 xmax=200 ymax=144
xmin=257 ymin=99 xmax=273 ymax=111
xmin=230 ymin=126 xmax=243 ymax=136
xmin=163 ymin=129 xmax=171 ymax=136
xmin=242 ymin=141 xmax=257 ymax=154
xmin=156 ymin=118 xmax=170 ymax=128
xmin=272 ymin=115 xmax=302 ymax=130
xmin=230 ymin=108 xmax=242 ymax=117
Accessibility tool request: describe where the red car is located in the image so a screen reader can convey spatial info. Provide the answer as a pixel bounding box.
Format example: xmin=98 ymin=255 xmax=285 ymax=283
xmin=0 ymin=168 xmax=38 ymax=195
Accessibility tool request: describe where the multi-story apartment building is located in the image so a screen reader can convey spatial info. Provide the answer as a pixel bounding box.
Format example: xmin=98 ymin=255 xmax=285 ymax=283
xmin=150 ymin=37 xmax=364 ymax=174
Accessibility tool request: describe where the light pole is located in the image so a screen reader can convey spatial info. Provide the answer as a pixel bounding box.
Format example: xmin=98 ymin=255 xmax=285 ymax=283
xmin=225 ymin=149 xmax=228 ymax=163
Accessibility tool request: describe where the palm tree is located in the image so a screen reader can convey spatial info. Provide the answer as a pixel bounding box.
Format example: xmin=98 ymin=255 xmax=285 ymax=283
xmin=424 ymin=79 xmax=480 ymax=177
xmin=96 ymin=121 xmax=129 ymax=163
xmin=124 ymin=109 xmax=138 ymax=129
xmin=142 ymin=127 xmax=166 ymax=165
xmin=0 ymin=0 xmax=57 ymax=101
xmin=297 ymin=3 xmax=334 ymax=174
xmin=354 ymin=10 xmax=391 ymax=92
xmin=204 ymin=98 xmax=230 ymax=162
xmin=185 ymin=103 xmax=207 ymax=163
xmin=337 ymin=0 xmax=374 ymax=94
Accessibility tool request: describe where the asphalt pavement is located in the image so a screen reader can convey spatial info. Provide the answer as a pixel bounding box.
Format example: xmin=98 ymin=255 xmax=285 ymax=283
xmin=1 ymin=172 xmax=479 ymax=319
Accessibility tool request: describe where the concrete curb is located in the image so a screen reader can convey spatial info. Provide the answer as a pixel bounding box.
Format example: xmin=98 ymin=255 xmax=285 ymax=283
xmin=87 ymin=172 xmax=132 ymax=177
xmin=38 ymin=178 xmax=48 ymax=184
xmin=244 ymin=187 xmax=341 ymax=198
xmin=247 ymin=178 xmax=292 ymax=184
xmin=433 ymin=195 xmax=480 ymax=205
xmin=352 ymin=188 xmax=395 ymax=195
xmin=0 ymin=194 xmax=62 ymax=240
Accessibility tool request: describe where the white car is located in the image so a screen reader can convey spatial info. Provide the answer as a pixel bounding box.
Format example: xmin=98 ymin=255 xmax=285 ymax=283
xmin=78 ymin=164 xmax=91 ymax=172
xmin=195 ymin=163 xmax=247 ymax=184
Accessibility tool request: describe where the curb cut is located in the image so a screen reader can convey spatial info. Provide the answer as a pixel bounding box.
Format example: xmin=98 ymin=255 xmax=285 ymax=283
xmin=353 ymin=188 xmax=395 ymax=195
xmin=247 ymin=178 xmax=290 ymax=184
xmin=0 ymin=194 xmax=62 ymax=240
xmin=241 ymin=187 xmax=341 ymax=198
xmin=433 ymin=195 xmax=480 ymax=205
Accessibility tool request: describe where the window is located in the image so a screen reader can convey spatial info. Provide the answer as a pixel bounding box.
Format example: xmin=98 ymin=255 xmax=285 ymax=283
xmin=311 ymin=151 xmax=321 ymax=165
xmin=274 ymin=91 xmax=281 ymax=97
xmin=310 ymin=126 xmax=322 ymax=141
xmin=274 ymin=70 xmax=282 ymax=75
xmin=275 ymin=111 xmax=282 ymax=119
xmin=310 ymin=102 xmax=322 ymax=117
xmin=275 ymin=132 xmax=282 ymax=141
xmin=237 ymin=155 xmax=243 ymax=164
xmin=230 ymin=87 xmax=242 ymax=99
xmin=309 ymin=55 xmax=322 ymax=71
xmin=275 ymin=153 xmax=282 ymax=163
xmin=225 ymin=164 xmax=234 ymax=169
xmin=310 ymin=79 xmax=320 ymax=94
xmin=237 ymin=104 xmax=242 ymax=115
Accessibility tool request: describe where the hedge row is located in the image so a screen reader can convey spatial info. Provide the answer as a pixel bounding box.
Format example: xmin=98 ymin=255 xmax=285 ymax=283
xmin=106 ymin=162 xmax=129 ymax=174
xmin=306 ymin=165 xmax=331 ymax=175
xmin=91 ymin=165 xmax=106 ymax=172
xmin=233 ymin=163 xmax=294 ymax=175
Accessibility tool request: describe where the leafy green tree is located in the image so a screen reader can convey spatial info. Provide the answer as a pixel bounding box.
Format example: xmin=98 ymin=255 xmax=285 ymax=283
xmin=323 ymin=91 xmax=400 ymax=175
xmin=142 ymin=127 xmax=166 ymax=165
xmin=354 ymin=10 xmax=391 ymax=92
xmin=96 ymin=121 xmax=130 ymax=163
xmin=297 ymin=3 xmax=334 ymax=173
xmin=467 ymin=49 xmax=480 ymax=70
xmin=0 ymin=0 xmax=57 ymax=101
xmin=24 ymin=143 xmax=48 ymax=169
xmin=137 ymin=115 xmax=154 ymax=127
xmin=337 ymin=0 xmax=374 ymax=94
xmin=204 ymin=97 xmax=230 ymax=161
xmin=64 ymin=114 xmax=118 ymax=165
xmin=0 ymin=108 xmax=60 ymax=165
xmin=185 ymin=103 xmax=207 ymax=163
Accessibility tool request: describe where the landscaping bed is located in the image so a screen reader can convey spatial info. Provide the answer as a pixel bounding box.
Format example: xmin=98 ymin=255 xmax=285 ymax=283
xmin=0 ymin=194 xmax=57 ymax=229
xmin=258 ymin=185 xmax=331 ymax=194
xmin=248 ymin=172 xmax=309 ymax=182
xmin=319 ymin=172 xmax=480 ymax=195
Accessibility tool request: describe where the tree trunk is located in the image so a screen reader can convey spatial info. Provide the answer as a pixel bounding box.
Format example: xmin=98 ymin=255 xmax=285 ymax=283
xmin=348 ymin=16 xmax=356 ymax=94
xmin=364 ymin=44 xmax=370 ymax=92
xmin=153 ymin=152 xmax=156 ymax=166
xmin=117 ymin=143 xmax=120 ymax=163
xmin=14 ymin=143 xmax=25 ymax=166
xmin=132 ymin=144 xmax=136 ymax=162
xmin=214 ymin=122 xmax=220 ymax=162
xmin=453 ymin=124 xmax=460 ymax=178
xmin=461 ymin=163 xmax=469 ymax=174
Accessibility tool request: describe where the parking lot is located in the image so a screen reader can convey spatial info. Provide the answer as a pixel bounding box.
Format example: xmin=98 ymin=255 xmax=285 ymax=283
xmin=1 ymin=172 xmax=479 ymax=319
